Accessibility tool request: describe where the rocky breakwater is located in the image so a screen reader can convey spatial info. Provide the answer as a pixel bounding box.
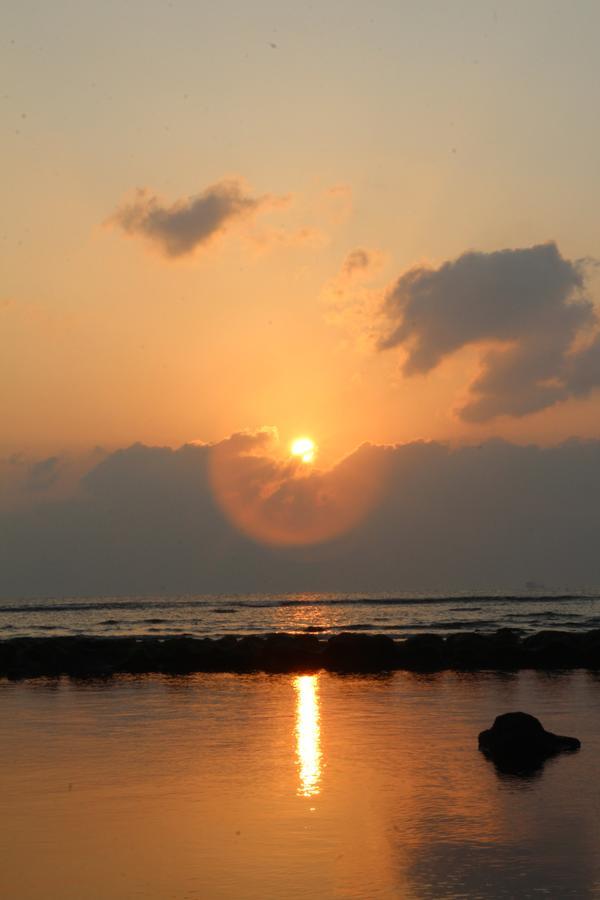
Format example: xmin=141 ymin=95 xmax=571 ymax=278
xmin=1 ymin=629 xmax=600 ymax=679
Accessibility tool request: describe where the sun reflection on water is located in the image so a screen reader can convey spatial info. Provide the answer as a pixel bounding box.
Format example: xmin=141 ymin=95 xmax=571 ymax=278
xmin=294 ymin=674 xmax=322 ymax=797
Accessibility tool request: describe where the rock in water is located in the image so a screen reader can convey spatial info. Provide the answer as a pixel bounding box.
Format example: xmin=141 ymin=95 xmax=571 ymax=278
xmin=478 ymin=712 xmax=580 ymax=774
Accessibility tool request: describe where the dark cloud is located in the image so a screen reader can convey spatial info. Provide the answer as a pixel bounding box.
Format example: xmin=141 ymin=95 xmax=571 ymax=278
xmin=2 ymin=436 xmax=600 ymax=597
xmin=379 ymin=242 xmax=600 ymax=421
xmin=0 ymin=448 xmax=107 ymax=512
xmin=342 ymin=248 xmax=373 ymax=277
xmin=110 ymin=178 xmax=282 ymax=257
xmin=26 ymin=456 xmax=60 ymax=492
xmin=565 ymin=333 xmax=600 ymax=397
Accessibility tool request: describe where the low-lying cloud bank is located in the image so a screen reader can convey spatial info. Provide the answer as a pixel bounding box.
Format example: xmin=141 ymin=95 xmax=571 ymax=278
xmin=378 ymin=242 xmax=600 ymax=421
xmin=2 ymin=435 xmax=600 ymax=597
xmin=109 ymin=178 xmax=285 ymax=257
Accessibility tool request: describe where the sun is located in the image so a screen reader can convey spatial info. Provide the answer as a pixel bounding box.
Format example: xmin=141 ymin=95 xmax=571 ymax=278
xmin=290 ymin=436 xmax=317 ymax=464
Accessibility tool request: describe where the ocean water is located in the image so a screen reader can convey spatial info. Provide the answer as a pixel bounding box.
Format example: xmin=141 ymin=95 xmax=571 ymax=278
xmin=2 ymin=591 xmax=600 ymax=639
xmin=1 ymin=669 xmax=599 ymax=899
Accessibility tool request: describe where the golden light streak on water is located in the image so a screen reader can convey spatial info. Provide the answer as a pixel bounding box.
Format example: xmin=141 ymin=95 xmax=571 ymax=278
xmin=294 ymin=674 xmax=322 ymax=797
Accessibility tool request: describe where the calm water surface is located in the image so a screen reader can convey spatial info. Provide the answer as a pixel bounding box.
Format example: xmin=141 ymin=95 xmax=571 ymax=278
xmin=1 ymin=671 xmax=600 ymax=899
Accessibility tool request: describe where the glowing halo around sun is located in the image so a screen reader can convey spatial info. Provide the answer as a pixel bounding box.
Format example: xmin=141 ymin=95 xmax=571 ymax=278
xmin=208 ymin=427 xmax=383 ymax=547
xmin=290 ymin=436 xmax=317 ymax=464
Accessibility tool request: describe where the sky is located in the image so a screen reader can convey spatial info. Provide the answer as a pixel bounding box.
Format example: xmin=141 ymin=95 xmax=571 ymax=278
xmin=2 ymin=1 xmax=600 ymax=594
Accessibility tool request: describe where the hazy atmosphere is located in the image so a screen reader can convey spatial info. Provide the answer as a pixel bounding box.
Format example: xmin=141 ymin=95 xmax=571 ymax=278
xmin=5 ymin=6 xmax=600 ymax=900
xmin=4 ymin=0 xmax=600 ymax=595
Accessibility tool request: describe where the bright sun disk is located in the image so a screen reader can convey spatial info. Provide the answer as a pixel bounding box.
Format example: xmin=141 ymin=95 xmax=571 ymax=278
xmin=291 ymin=437 xmax=317 ymax=464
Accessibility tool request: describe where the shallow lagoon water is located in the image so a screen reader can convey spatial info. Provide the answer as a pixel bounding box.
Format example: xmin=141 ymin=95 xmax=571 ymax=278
xmin=1 ymin=670 xmax=600 ymax=899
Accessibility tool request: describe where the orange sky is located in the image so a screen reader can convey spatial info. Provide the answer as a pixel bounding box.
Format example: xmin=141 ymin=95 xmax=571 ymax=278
xmin=3 ymin=2 xmax=600 ymax=462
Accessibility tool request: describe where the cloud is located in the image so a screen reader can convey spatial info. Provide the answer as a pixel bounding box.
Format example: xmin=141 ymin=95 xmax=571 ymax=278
xmin=3 ymin=435 xmax=600 ymax=597
xmin=564 ymin=333 xmax=600 ymax=396
xmin=378 ymin=242 xmax=600 ymax=421
xmin=247 ymin=224 xmax=326 ymax=254
xmin=342 ymin=248 xmax=376 ymax=278
xmin=109 ymin=178 xmax=286 ymax=258
xmin=208 ymin=428 xmax=382 ymax=546
xmin=26 ymin=457 xmax=60 ymax=492
xmin=322 ymin=248 xmax=384 ymax=342
xmin=0 ymin=448 xmax=107 ymax=512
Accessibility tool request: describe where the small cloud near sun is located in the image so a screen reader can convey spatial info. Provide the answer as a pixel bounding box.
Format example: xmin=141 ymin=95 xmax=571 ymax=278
xmin=290 ymin=437 xmax=317 ymax=464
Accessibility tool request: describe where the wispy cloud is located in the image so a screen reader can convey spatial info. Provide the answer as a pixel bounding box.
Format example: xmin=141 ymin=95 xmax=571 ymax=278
xmin=247 ymin=225 xmax=326 ymax=254
xmin=341 ymin=248 xmax=381 ymax=278
xmin=322 ymin=248 xmax=384 ymax=346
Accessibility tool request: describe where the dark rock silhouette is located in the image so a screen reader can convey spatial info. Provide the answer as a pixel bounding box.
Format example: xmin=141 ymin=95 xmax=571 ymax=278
xmin=323 ymin=632 xmax=398 ymax=672
xmin=261 ymin=633 xmax=322 ymax=672
xmin=398 ymin=633 xmax=446 ymax=670
xmin=446 ymin=632 xmax=493 ymax=669
xmin=0 ymin=629 xmax=600 ymax=679
xmin=479 ymin=712 xmax=580 ymax=774
xmin=522 ymin=630 xmax=583 ymax=668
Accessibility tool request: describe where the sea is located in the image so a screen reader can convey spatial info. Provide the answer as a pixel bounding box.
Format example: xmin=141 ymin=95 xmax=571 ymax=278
xmin=3 ymin=595 xmax=600 ymax=899
xmin=2 ymin=590 xmax=600 ymax=640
